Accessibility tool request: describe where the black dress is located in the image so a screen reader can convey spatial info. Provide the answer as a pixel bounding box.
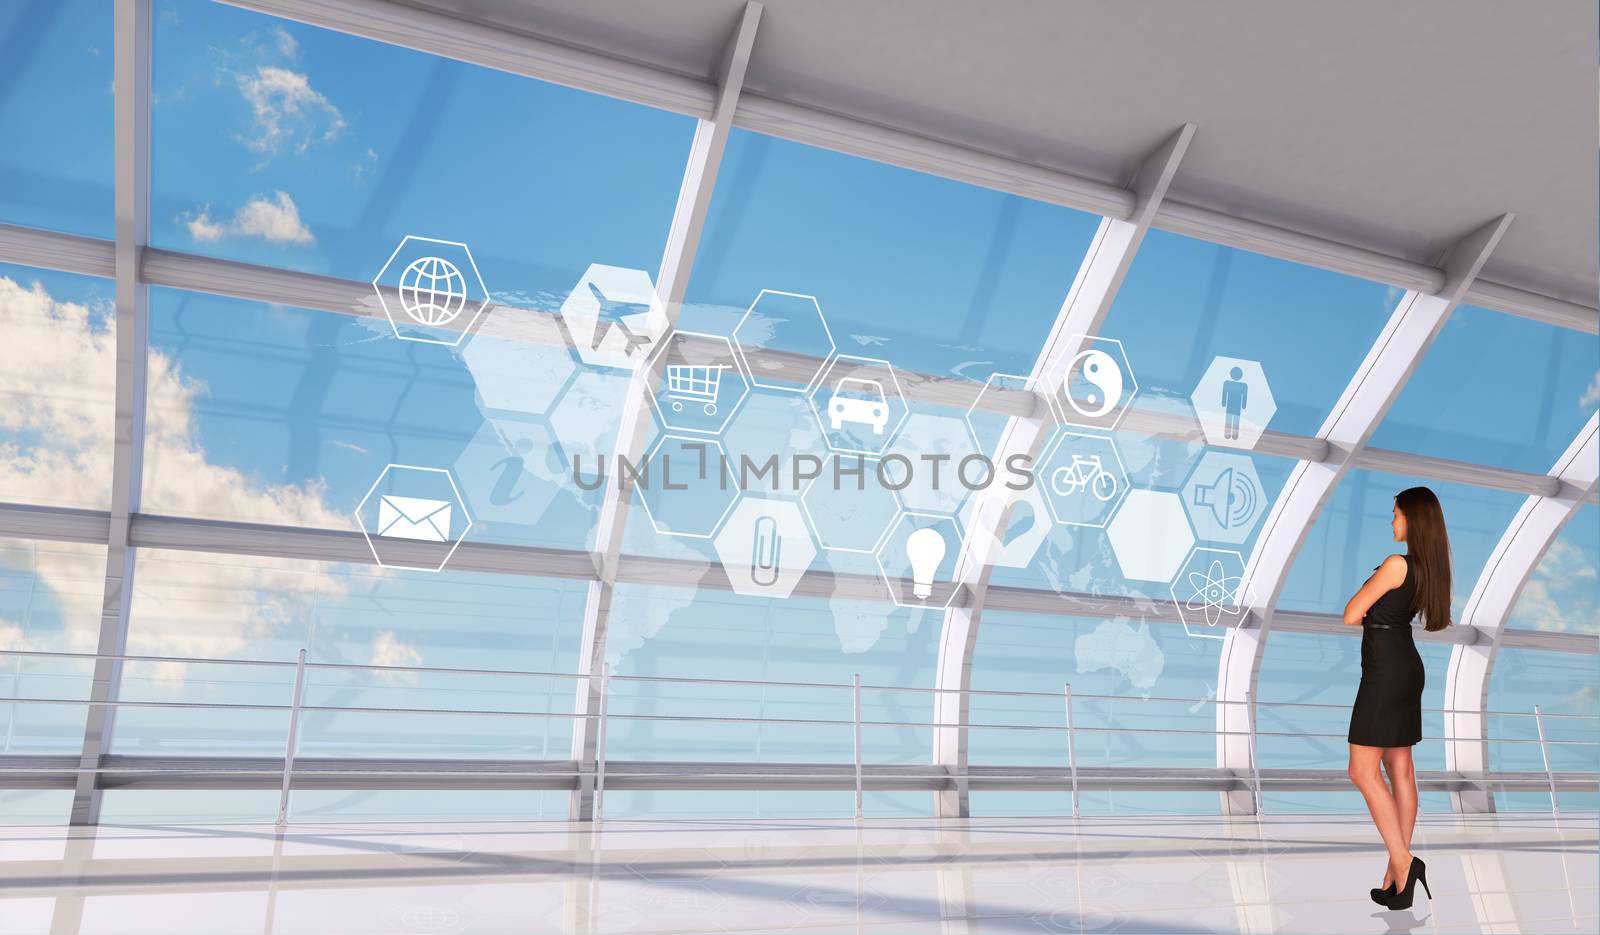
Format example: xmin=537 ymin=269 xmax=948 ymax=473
xmin=1347 ymin=554 xmax=1425 ymax=747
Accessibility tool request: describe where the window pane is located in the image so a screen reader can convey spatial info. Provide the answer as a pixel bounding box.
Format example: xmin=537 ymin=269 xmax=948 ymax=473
xmin=0 ymin=537 xmax=105 ymax=755
xmin=1506 ymin=504 xmax=1599 ymax=635
xmin=597 ymin=582 xmax=935 ymax=819
xmin=150 ymin=0 xmax=694 ymax=290
xmin=113 ymin=549 xmax=586 ymax=768
xmin=141 ymin=287 xmax=609 ymax=551
xmin=1278 ymin=469 xmax=1525 ymax=618
xmin=1486 ymin=647 xmax=1599 ymax=812
xmin=1 ymin=263 xmax=116 ymax=511
xmin=684 ymin=129 xmax=1102 ymax=378
xmin=1100 ymin=229 xmax=1397 ymax=437
xmin=970 ymin=609 xmax=1224 ymax=816
xmin=1368 ymin=304 xmax=1598 ymax=472
xmin=0 ymin=0 xmax=114 ymax=238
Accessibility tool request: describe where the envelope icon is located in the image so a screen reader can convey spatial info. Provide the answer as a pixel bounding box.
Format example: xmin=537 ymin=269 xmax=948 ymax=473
xmin=377 ymin=495 xmax=452 ymax=541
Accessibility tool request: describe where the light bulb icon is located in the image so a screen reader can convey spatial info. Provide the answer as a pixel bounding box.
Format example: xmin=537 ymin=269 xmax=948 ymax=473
xmin=905 ymin=526 xmax=948 ymax=600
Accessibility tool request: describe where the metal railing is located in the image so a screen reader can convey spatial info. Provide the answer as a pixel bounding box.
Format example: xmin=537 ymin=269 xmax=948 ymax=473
xmin=1 ymin=648 xmax=1595 ymax=824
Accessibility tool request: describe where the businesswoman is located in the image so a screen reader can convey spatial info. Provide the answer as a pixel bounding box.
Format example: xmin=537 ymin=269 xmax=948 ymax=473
xmin=1343 ymin=486 xmax=1451 ymax=911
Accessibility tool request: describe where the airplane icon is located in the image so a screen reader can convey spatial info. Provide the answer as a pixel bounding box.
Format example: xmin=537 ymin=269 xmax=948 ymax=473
xmin=587 ymin=282 xmax=653 ymax=358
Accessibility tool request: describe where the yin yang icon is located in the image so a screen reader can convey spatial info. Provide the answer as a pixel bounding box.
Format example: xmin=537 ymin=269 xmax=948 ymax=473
xmin=1065 ymin=348 xmax=1123 ymax=419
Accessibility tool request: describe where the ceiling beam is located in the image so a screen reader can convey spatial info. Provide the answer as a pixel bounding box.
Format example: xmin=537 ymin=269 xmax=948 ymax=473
xmin=209 ymin=0 xmax=1599 ymax=331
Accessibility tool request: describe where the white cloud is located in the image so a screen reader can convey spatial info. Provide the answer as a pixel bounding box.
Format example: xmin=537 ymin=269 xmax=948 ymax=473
xmin=0 ymin=275 xmax=356 ymax=670
xmin=180 ymin=191 xmax=313 ymax=245
xmin=271 ymin=26 xmax=299 ymax=60
xmin=370 ymin=630 xmax=423 ymax=685
xmin=236 ymin=65 xmax=345 ymax=158
xmin=1580 ymin=370 xmax=1600 ymax=409
xmin=1509 ymin=537 xmax=1598 ymax=634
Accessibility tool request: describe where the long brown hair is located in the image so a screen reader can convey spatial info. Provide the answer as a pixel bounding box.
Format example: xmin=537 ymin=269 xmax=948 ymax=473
xmin=1396 ymin=486 xmax=1452 ymax=631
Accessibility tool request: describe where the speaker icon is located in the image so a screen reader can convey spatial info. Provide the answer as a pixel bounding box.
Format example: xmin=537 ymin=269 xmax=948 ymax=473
xmin=1191 ymin=465 xmax=1258 ymax=529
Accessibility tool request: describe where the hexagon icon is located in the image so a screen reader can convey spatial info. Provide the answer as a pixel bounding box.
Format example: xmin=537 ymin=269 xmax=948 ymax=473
xmin=875 ymin=512 xmax=963 ymax=609
xmin=713 ymin=497 xmax=817 ymax=598
xmin=1192 ymin=356 xmax=1276 ymax=449
xmin=808 ymin=355 xmax=909 ymax=456
xmin=645 ymin=329 xmax=750 ymax=436
xmin=882 ymin=412 xmax=982 ymax=516
xmin=964 ymin=372 xmax=1054 ymax=454
xmin=721 ymin=388 xmax=828 ymax=495
xmin=1106 ymin=489 xmax=1195 ymax=583
xmin=732 ymin=290 xmax=836 ymax=394
xmin=1181 ymin=450 xmax=1267 ymax=545
xmin=355 ymin=464 xmax=472 ymax=572
xmin=636 ymin=435 xmax=739 ymax=539
xmin=462 ymin=306 xmax=578 ymax=417
xmin=1049 ymin=335 xmax=1138 ymax=432
xmin=1039 ymin=432 xmax=1129 ymax=528
xmin=557 ymin=263 xmax=670 ymax=370
xmin=371 ymin=235 xmax=490 ymax=347
xmin=800 ymin=454 xmax=901 ymax=553
xmin=452 ymin=419 xmax=561 ymax=534
xmin=959 ymin=480 xmax=1051 ymax=570
xmin=1170 ymin=547 xmax=1257 ymax=640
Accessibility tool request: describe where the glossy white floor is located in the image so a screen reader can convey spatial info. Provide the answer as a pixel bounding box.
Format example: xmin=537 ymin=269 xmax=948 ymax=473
xmin=0 ymin=812 xmax=1594 ymax=934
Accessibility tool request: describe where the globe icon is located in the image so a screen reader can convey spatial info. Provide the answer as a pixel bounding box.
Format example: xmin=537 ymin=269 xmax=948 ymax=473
xmin=398 ymin=256 xmax=468 ymax=326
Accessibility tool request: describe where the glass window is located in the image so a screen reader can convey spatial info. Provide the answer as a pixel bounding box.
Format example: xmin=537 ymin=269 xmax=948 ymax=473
xmin=0 ymin=263 xmax=116 ymax=511
xmin=1278 ymin=469 xmax=1525 ymax=617
xmin=1506 ymin=504 xmax=1599 ymax=636
xmin=112 ymin=549 xmax=586 ymax=771
xmin=0 ymin=0 xmax=114 ymax=238
xmin=0 ymin=536 xmax=105 ymax=755
xmin=1486 ymin=647 xmax=1599 ymax=812
xmin=969 ymin=609 xmax=1224 ymax=816
xmin=683 ymin=129 xmax=1102 ymax=377
xmin=140 ymin=287 xmax=613 ymax=551
xmin=1100 ymin=229 xmax=1398 ymax=437
xmin=597 ymin=582 xmax=936 ymax=818
xmin=1369 ymin=304 xmax=1599 ymax=473
xmin=150 ymin=0 xmax=694 ymax=291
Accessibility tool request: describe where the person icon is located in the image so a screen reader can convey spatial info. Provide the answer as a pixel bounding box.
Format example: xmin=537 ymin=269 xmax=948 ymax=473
xmin=1221 ymin=366 xmax=1249 ymax=441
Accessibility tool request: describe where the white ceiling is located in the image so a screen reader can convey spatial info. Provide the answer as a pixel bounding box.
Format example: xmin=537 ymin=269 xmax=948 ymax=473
xmin=411 ymin=0 xmax=1597 ymax=306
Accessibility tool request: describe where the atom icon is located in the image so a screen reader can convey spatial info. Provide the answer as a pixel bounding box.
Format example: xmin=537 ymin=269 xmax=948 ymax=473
xmin=1185 ymin=558 xmax=1243 ymax=627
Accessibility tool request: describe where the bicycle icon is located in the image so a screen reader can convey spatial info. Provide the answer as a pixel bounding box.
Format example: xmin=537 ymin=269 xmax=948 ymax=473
xmin=666 ymin=364 xmax=725 ymax=415
xmin=1051 ymin=453 xmax=1119 ymax=501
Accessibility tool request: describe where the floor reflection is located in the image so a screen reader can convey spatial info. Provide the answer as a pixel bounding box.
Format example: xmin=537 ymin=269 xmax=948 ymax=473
xmin=0 ymin=813 xmax=1593 ymax=934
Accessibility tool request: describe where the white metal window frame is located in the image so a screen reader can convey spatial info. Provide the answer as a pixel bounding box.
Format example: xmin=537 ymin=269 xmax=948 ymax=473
xmin=0 ymin=0 xmax=1593 ymax=824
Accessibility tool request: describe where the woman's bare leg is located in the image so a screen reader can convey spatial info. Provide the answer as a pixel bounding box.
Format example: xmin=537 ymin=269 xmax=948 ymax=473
xmin=1349 ymin=743 xmax=1412 ymax=887
xmin=1381 ymin=747 xmax=1418 ymax=886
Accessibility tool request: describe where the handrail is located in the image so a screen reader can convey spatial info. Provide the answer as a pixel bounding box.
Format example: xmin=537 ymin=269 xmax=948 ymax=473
xmin=3 ymin=648 xmax=1591 ymax=720
xmin=3 ymin=647 xmax=1594 ymax=824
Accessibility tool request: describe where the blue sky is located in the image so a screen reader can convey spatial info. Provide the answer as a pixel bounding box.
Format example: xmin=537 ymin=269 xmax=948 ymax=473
xmin=1 ymin=0 xmax=1596 ymax=821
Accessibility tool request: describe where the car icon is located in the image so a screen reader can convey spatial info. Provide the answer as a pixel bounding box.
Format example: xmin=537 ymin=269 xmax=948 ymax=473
xmin=830 ymin=377 xmax=889 ymax=434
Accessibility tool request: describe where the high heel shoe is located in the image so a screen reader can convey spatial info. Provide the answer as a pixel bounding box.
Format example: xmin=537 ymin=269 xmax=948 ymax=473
xmin=1369 ymin=881 xmax=1396 ymax=905
xmin=1384 ymin=856 xmax=1430 ymax=910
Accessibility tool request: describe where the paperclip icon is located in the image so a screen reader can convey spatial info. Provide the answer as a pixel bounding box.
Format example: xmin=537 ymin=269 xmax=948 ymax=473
xmin=750 ymin=514 xmax=781 ymax=587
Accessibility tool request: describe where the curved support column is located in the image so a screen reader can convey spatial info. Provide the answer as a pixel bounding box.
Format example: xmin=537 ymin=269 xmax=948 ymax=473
xmin=71 ymin=0 xmax=151 ymax=827
xmin=568 ymin=3 xmax=762 ymax=821
xmin=931 ymin=126 xmax=1194 ymax=817
xmin=1443 ymin=414 xmax=1598 ymax=812
xmin=1215 ymin=214 xmax=1513 ymax=814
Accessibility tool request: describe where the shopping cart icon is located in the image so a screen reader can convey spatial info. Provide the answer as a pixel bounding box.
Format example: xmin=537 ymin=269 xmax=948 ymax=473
xmin=666 ymin=364 xmax=726 ymax=415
